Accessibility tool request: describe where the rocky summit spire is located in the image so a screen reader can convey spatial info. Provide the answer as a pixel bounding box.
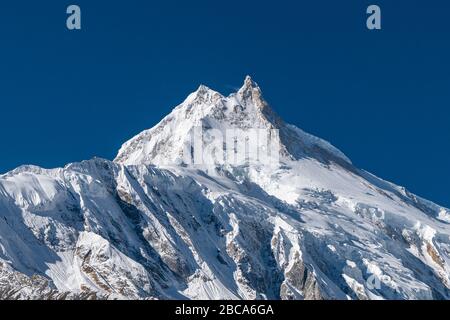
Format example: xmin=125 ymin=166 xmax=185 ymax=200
xmin=237 ymin=76 xmax=262 ymax=103
xmin=242 ymin=75 xmax=259 ymax=90
xmin=235 ymin=75 xmax=283 ymax=128
xmin=237 ymin=75 xmax=271 ymax=113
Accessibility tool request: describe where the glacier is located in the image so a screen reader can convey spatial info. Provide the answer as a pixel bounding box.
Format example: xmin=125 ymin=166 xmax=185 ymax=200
xmin=0 ymin=76 xmax=449 ymax=300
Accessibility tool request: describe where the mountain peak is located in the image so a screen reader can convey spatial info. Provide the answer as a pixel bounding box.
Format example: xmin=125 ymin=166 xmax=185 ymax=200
xmin=242 ymin=75 xmax=259 ymax=90
xmin=237 ymin=75 xmax=267 ymax=110
xmin=196 ymin=84 xmax=212 ymax=94
xmin=238 ymin=76 xmax=261 ymax=99
xmin=115 ymin=76 xmax=352 ymax=167
xmin=184 ymin=84 xmax=223 ymax=106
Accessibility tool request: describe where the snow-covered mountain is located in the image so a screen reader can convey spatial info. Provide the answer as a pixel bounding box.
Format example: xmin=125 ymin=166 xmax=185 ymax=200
xmin=1 ymin=76 xmax=449 ymax=300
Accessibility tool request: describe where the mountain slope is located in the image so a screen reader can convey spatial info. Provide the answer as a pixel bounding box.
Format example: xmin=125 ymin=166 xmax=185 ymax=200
xmin=0 ymin=77 xmax=449 ymax=300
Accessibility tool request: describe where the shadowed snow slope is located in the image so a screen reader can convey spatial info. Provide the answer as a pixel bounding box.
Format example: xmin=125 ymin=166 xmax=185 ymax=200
xmin=1 ymin=77 xmax=449 ymax=300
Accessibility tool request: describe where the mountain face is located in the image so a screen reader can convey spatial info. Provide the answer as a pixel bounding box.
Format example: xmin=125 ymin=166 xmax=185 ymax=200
xmin=1 ymin=77 xmax=450 ymax=300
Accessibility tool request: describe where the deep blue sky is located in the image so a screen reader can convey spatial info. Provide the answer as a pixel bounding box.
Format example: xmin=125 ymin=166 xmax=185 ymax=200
xmin=0 ymin=1 xmax=449 ymax=207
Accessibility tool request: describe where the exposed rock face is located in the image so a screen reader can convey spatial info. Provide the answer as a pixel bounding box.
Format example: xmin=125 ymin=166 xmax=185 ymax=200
xmin=0 ymin=77 xmax=449 ymax=300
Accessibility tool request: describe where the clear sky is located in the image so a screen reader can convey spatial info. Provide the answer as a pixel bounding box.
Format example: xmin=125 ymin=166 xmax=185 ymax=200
xmin=0 ymin=0 xmax=449 ymax=207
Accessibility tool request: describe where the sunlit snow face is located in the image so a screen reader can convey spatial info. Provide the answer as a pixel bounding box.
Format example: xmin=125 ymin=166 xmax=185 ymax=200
xmin=170 ymin=127 xmax=281 ymax=167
